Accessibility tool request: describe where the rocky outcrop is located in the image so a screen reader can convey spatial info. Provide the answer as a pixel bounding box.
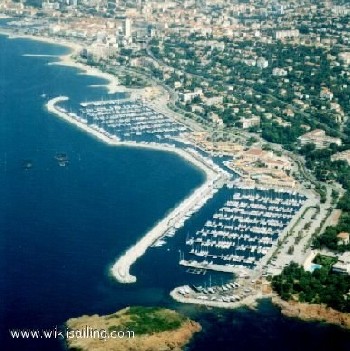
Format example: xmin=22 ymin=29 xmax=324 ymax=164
xmin=65 ymin=307 xmax=201 ymax=351
xmin=272 ymin=296 xmax=350 ymax=329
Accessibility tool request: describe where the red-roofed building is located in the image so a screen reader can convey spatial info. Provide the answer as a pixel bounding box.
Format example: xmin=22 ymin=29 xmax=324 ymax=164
xmin=337 ymin=232 xmax=350 ymax=245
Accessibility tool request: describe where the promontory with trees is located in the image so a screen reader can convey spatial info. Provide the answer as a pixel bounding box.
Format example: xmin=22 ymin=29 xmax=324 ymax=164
xmin=272 ymin=262 xmax=350 ymax=313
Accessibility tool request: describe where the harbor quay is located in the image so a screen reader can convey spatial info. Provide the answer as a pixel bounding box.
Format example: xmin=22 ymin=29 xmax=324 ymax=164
xmin=170 ymin=271 xmax=274 ymax=309
xmin=111 ymin=174 xmax=222 ymax=283
xmin=258 ymin=193 xmax=318 ymax=274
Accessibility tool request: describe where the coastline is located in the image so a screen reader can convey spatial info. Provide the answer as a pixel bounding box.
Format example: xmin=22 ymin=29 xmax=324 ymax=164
xmin=9 ymin=29 xmax=320 ymax=296
xmin=0 ymin=29 xmax=121 ymax=94
xmin=1 ymin=28 xmax=223 ymax=285
xmin=66 ymin=307 xmax=202 ymax=351
xmin=3 ymin=26 xmax=349 ymax=336
xmin=272 ymin=296 xmax=350 ymax=330
xmin=47 ymin=96 xmax=222 ymax=283
xmin=171 ymin=282 xmax=350 ymax=330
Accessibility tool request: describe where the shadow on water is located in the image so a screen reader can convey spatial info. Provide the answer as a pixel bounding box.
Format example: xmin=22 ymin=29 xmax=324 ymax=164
xmin=184 ymin=299 xmax=350 ymax=351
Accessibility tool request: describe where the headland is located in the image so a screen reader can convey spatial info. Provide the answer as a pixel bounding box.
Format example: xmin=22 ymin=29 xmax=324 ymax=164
xmin=272 ymin=296 xmax=350 ymax=330
xmin=65 ymin=306 xmax=201 ymax=351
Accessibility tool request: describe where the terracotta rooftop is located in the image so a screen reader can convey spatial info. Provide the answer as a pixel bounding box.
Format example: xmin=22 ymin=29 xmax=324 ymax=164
xmin=337 ymin=232 xmax=350 ymax=240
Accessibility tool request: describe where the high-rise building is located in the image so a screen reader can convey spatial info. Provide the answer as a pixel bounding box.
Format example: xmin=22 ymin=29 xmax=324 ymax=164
xmin=122 ymin=17 xmax=132 ymax=39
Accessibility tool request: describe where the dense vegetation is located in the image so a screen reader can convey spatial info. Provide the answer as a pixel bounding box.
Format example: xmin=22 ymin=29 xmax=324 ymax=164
xmin=296 ymin=140 xmax=350 ymax=253
xmin=272 ymin=263 xmax=350 ymax=312
xmin=313 ymin=254 xmax=337 ymax=268
xmin=314 ymin=191 xmax=350 ymax=252
xmin=109 ymin=307 xmax=187 ymax=335
xmin=299 ymin=143 xmax=350 ymax=187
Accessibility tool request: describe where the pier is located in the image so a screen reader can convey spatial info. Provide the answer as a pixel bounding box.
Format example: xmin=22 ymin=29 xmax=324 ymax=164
xmin=170 ymin=278 xmax=272 ymax=309
xmin=111 ymin=170 xmax=223 ymax=283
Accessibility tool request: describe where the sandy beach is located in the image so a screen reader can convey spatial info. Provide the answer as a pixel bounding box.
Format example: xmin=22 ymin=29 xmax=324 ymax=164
xmin=0 ymin=29 xmax=121 ymax=95
xmin=50 ymin=52 xmax=122 ymax=95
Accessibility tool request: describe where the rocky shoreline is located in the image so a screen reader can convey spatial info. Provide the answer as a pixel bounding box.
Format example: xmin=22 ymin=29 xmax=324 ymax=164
xmin=65 ymin=307 xmax=202 ymax=351
xmin=272 ymin=296 xmax=350 ymax=329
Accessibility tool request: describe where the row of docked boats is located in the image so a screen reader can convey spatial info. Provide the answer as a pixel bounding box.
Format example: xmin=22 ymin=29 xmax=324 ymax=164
xmin=176 ymin=282 xmax=247 ymax=303
xmin=58 ymin=98 xmax=305 ymax=275
xmin=79 ymin=100 xmax=188 ymax=140
xmin=184 ymin=187 xmax=306 ymax=269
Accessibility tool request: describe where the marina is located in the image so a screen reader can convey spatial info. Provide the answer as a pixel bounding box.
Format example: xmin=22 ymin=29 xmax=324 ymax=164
xmin=170 ymin=273 xmax=267 ymax=309
xmin=2 ymin=31 xmax=349 ymax=351
xmin=79 ymin=99 xmax=189 ymax=142
xmin=47 ymin=96 xmax=231 ymax=283
xmin=48 ymin=95 xmax=310 ymax=283
xmin=181 ymin=185 xmax=306 ymax=272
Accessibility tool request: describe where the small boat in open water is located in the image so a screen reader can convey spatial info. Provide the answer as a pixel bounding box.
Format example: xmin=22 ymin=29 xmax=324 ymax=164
xmin=22 ymin=160 xmax=33 ymax=170
xmin=55 ymin=153 xmax=69 ymax=167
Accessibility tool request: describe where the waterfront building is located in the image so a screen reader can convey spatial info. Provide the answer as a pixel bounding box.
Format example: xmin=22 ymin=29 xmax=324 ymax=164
xmin=42 ymin=1 xmax=60 ymax=10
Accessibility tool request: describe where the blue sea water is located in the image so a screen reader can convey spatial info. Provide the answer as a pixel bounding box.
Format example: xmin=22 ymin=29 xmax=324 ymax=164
xmin=0 ymin=34 xmax=349 ymax=351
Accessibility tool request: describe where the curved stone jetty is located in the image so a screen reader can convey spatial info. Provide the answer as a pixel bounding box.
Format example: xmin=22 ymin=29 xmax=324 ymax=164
xmin=47 ymin=96 xmax=224 ymax=284
xmin=111 ymin=172 xmax=217 ymax=283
